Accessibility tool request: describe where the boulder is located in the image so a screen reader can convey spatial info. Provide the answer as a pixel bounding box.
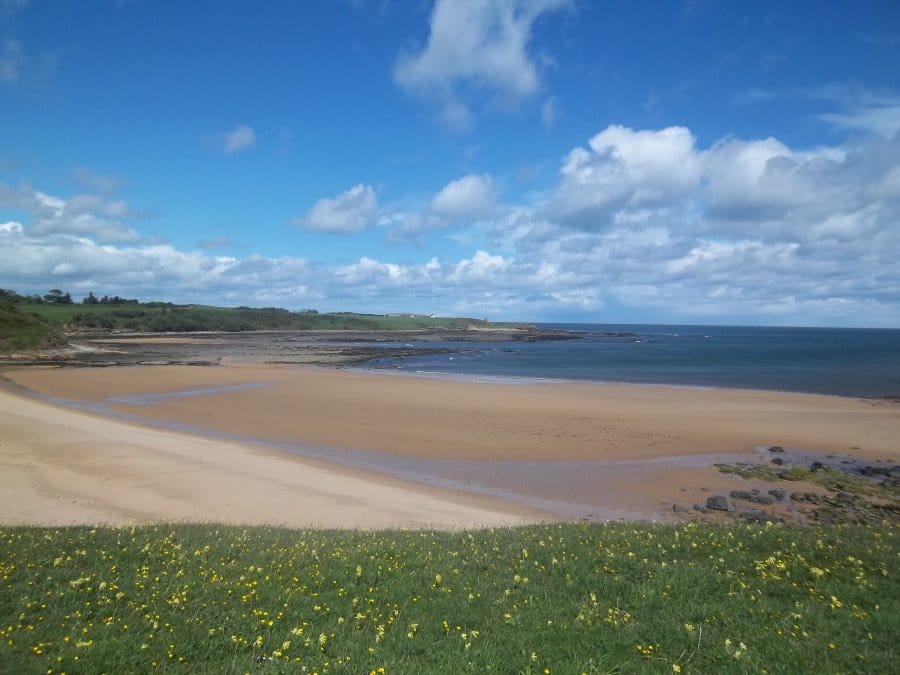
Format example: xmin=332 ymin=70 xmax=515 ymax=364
xmin=706 ymin=495 xmax=729 ymax=511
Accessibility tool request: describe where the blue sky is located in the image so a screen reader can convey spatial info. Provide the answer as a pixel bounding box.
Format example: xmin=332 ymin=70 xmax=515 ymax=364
xmin=1 ymin=0 xmax=899 ymax=326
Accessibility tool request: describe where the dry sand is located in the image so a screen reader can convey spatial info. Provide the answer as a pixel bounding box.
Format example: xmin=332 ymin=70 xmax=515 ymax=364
xmin=2 ymin=364 xmax=898 ymax=527
xmin=0 ymin=382 xmax=546 ymax=529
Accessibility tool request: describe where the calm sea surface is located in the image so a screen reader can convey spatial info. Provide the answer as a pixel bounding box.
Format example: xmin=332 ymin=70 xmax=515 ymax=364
xmin=364 ymin=324 xmax=900 ymax=398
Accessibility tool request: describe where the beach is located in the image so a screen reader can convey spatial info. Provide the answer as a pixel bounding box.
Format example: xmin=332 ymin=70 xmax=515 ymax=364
xmin=2 ymin=362 xmax=897 ymax=527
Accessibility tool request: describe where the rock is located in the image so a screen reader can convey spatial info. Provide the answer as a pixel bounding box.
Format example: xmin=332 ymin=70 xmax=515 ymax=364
xmin=768 ymin=488 xmax=786 ymax=500
xmin=769 ymin=446 xmax=785 ymax=453
xmin=693 ymin=504 xmax=707 ymax=512
xmin=730 ymin=490 xmax=753 ymax=500
xmin=672 ymin=504 xmax=691 ymax=513
xmin=771 ymin=457 xmax=784 ymax=465
xmin=739 ymin=509 xmax=781 ymax=524
xmin=749 ymin=495 xmax=774 ymax=505
xmin=706 ymin=495 xmax=729 ymax=511
xmin=810 ymin=461 xmax=824 ymax=472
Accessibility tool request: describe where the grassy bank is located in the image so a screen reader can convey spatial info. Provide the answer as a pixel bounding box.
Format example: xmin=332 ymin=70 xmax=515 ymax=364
xmin=1 ymin=287 xmax=525 ymax=353
xmin=1 ymin=523 xmax=895 ymax=674
xmin=0 ymin=302 xmax=64 ymax=352
xmin=18 ymin=303 xmax=501 ymax=333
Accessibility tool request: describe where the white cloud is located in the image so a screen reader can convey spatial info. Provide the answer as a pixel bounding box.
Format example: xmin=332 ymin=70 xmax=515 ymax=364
xmin=0 ymin=183 xmax=140 ymax=242
xmin=337 ymin=256 xmax=410 ymax=286
xmin=295 ymin=184 xmax=378 ymax=234
xmin=702 ymin=136 xmax=803 ymax=219
xmin=431 ymin=174 xmax=498 ymax=221
xmin=0 ymin=220 xmax=23 ymax=235
xmin=2 ymin=108 xmax=899 ymax=326
xmin=211 ymin=125 xmax=257 ymax=154
xmin=817 ymin=92 xmax=900 ymax=139
xmin=450 ymin=249 xmax=510 ymax=281
xmin=383 ymin=174 xmax=499 ymax=243
xmin=394 ymin=0 xmax=571 ymax=130
xmin=550 ymin=125 xmax=702 ymax=227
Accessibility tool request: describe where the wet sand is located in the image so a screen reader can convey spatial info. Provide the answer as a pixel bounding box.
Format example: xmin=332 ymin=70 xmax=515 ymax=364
xmin=2 ymin=363 xmax=897 ymax=527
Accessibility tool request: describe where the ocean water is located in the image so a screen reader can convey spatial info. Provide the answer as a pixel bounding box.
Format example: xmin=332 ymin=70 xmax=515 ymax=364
xmin=364 ymin=324 xmax=900 ymax=398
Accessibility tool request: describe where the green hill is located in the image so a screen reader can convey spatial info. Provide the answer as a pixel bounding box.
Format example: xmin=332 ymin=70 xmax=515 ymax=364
xmin=0 ymin=288 xmax=518 ymax=352
xmin=0 ymin=300 xmax=64 ymax=352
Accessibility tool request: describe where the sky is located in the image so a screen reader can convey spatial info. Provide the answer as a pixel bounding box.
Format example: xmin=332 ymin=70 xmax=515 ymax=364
xmin=1 ymin=0 xmax=899 ymax=327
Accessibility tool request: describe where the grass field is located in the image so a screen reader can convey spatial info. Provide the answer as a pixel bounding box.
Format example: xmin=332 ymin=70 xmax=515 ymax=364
xmin=12 ymin=302 xmax=506 ymax=334
xmin=1 ymin=522 xmax=895 ymax=673
xmin=0 ymin=292 xmax=524 ymax=352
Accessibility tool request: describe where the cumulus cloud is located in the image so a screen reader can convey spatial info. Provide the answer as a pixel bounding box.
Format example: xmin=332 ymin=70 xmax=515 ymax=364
xmin=384 ymin=174 xmax=499 ymax=242
xmin=211 ymin=125 xmax=257 ymax=154
xmin=394 ymin=0 xmax=571 ymax=130
xmin=431 ymin=174 xmax=498 ymax=221
xmin=2 ymin=109 xmax=899 ymax=326
xmin=549 ymin=125 xmax=701 ymax=227
xmin=450 ymin=249 xmax=510 ymax=281
xmin=294 ymin=184 xmax=378 ymax=234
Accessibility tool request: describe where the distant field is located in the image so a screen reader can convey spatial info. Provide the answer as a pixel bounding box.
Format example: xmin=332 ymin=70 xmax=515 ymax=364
xmin=0 ymin=293 xmax=525 ymax=351
xmin=17 ymin=302 xmax=501 ymax=333
xmin=0 ymin=522 xmax=895 ymax=673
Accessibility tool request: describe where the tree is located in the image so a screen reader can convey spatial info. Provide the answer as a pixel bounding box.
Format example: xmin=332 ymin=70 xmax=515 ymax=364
xmin=83 ymin=291 xmax=99 ymax=304
xmin=44 ymin=289 xmax=73 ymax=304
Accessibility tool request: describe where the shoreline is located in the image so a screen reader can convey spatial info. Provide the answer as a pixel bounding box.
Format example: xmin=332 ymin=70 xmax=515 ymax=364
xmin=356 ymin=363 xmax=899 ymax=399
xmin=2 ymin=362 xmax=897 ymax=528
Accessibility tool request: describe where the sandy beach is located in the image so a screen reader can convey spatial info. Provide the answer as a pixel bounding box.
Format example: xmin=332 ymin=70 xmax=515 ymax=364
xmin=2 ymin=363 xmax=898 ymax=527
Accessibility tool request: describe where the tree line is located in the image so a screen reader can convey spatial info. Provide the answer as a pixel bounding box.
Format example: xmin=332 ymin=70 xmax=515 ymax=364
xmin=0 ymin=288 xmax=146 ymax=306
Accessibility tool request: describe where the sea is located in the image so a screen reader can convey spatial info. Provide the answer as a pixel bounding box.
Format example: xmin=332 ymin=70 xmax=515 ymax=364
xmin=364 ymin=324 xmax=900 ymax=398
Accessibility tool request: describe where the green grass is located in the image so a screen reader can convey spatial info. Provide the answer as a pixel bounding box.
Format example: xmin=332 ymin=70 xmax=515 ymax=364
xmin=15 ymin=303 xmax=511 ymax=334
xmin=0 ymin=302 xmax=64 ymax=351
xmin=1 ymin=523 xmax=896 ymax=674
xmin=716 ymin=463 xmax=898 ymax=501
